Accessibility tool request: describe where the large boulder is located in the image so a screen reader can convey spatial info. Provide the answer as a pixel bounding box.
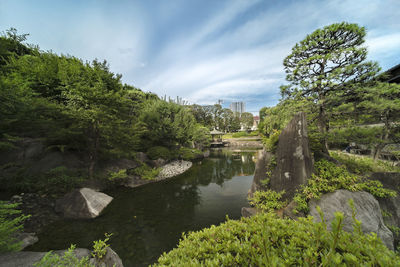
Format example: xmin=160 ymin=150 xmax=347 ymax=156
xmin=248 ymin=149 xmax=272 ymax=198
xmin=270 ymin=112 xmax=313 ymax=201
xmin=369 ymin=172 xmax=400 ymax=248
xmin=309 ymin=189 xmax=394 ymax=250
xmin=0 ymin=248 xmax=91 ymax=267
xmin=55 ymin=188 xmax=113 ymax=219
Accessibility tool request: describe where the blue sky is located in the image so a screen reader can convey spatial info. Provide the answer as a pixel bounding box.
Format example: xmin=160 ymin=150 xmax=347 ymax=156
xmin=1 ymin=0 xmax=400 ymax=113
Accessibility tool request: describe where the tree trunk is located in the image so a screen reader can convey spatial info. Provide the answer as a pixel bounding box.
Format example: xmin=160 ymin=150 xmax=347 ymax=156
xmin=373 ymin=116 xmax=390 ymax=161
xmin=318 ymin=96 xmax=329 ymax=155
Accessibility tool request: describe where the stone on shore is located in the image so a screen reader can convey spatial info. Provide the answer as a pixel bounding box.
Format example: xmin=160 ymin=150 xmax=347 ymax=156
xmin=157 ymin=160 xmax=192 ymax=179
xmin=309 ymin=189 xmax=394 ymax=250
xmin=0 ymin=248 xmax=91 ymax=267
xmin=55 ymin=188 xmax=113 ymax=219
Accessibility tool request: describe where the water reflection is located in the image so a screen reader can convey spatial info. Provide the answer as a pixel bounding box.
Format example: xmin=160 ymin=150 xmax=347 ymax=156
xmin=29 ymin=150 xmax=256 ymax=266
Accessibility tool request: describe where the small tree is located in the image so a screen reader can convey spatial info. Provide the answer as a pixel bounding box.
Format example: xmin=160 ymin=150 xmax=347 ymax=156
xmin=281 ymin=22 xmax=379 ymax=154
xmin=240 ymin=112 xmax=254 ymax=131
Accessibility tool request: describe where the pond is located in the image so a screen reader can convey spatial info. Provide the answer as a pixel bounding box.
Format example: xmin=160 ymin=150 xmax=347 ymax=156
xmin=29 ymin=149 xmax=257 ymax=266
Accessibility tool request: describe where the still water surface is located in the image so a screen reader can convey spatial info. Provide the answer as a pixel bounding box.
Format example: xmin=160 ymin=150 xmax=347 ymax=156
xmin=30 ymin=149 xmax=257 ymax=266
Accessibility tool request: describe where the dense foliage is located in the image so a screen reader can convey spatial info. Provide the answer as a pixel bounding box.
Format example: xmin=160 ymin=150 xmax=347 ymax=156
xmin=155 ymin=211 xmax=400 ymax=266
xmin=0 ymin=28 xmax=209 ymax=186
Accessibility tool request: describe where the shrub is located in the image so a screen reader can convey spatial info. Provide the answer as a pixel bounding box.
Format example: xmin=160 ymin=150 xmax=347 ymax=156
xmin=249 ymin=190 xmax=286 ymax=211
xmin=154 ymin=211 xmax=400 ymax=266
xmin=132 ymin=163 xmax=160 ymax=180
xmin=292 ymin=160 xmax=396 ymax=213
xmin=0 ymin=201 xmax=30 ymax=252
xmin=263 ymin=129 xmax=280 ymax=152
xmin=177 ymin=147 xmax=202 ymax=161
xmin=34 ymin=244 xmax=93 ymax=267
xmin=147 ymin=146 xmax=172 ymax=160
xmin=107 ymin=169 xmax=128 ymax=181
xmin=92 ymin=233 xmax=112 ymax=260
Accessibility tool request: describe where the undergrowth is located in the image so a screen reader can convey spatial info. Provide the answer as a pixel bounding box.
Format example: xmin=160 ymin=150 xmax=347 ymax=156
xmin=154 ymin=209 xmax=400 ymax=266
xmin=292 ymin=160 xmax=396 ymax=213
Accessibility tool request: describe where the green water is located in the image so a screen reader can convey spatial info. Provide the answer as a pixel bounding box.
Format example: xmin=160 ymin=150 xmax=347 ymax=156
xmin=29 ymin=150 xmax=257 ymax=266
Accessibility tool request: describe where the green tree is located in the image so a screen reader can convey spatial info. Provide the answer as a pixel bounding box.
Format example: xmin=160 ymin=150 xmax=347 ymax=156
xmin=281 ymin=22 xmax=379 ymax=154
xmin=240 ymin=112 xmax=254 ymax=131
xmin=357 ymin=82 xmax=400 ymax=160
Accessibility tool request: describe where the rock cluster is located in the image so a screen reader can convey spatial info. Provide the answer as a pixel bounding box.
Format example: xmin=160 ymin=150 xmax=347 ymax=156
xmin=157 ymin=160 xmax=192 ymax=179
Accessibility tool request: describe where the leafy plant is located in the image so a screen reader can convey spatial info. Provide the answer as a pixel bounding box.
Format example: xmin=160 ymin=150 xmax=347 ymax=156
xmin=249 ymin=190 xmax=286 ymax=211
xmin=108 ymin=169 xmax=128 ymax=181
xmin=92 ymin=233 xmax=112 ymax=260
xmin=0 ymin=201 xmax=30 ymax=252
xmin=132 ymin=163 xmax=160 ymax=180
xmin=34 ymin=244 xmax=93 ymax=267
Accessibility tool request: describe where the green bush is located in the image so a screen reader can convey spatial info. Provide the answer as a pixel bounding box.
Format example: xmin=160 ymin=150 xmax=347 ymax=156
xmin=249 ymin=190 xmax=286 ymax=211
xmin=292 ymin=160 xmax=396 ymax=213
xmin=154 ymin=211 xmax=400 ymax=266
xmin=177 ymin=147 xmax=202 ymax=161
xmin=263 ymin=129 xmax=280 ymax=152
xmin=107 ymin=169 xmax=128 ymax=181
xmin=147 ymin=146 xmax=172 ymax=160
xmin=34 ymin=244 xmax=93 ymax=267
xmin=3 ymin=166 xmax=85 ymax=194
xmin=0 ymin=201 xmax=30 ymax=252
xmin=132 ymin=163 xmax=160 ymax=180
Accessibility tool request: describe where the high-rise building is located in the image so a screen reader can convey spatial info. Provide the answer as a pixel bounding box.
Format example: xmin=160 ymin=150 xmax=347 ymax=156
xmin=230 ymin=102 xmax=245 ymax=114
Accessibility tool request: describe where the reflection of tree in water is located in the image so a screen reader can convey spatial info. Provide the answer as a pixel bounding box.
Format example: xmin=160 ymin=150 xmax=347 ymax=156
xmin=183 ymin=151 xmax=256 ymax=186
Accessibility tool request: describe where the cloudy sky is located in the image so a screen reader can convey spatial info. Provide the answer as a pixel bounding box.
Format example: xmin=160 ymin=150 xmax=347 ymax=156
xmin=1 ymin=0 xmax=399 ymax=113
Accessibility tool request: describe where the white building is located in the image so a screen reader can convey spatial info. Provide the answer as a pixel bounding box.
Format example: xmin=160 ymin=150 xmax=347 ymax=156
xmin=230 ymin=102 xmax=245 ymax=114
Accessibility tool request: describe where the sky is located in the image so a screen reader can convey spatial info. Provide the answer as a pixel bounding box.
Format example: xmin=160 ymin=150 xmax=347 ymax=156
xmin=1 ymin=0 xmax=400 ymax=113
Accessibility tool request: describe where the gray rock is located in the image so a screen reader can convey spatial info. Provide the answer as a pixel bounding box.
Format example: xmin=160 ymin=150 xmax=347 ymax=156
xmin=248 ymin=149 xmax=273 ymax=198
xmin=153 ymin=158 xmax=167 ymax=168
xmin=309 ymin=189 xmax=394 ymax=250
xmin=55 ymin=188 xmax=113 ymax=219
xmin=89 ymin=247 xmax=123 ymax=267
xmin=14 ymin=232 xmax=38 ymax=250
xmin=369 ymin=172 xmax=400 ymax=248
xmin=241 ymin=207 xmax=259 ymax=218
xmin=203 ymin=150 xmax=210 ymax=158
xmin=0 ymin=248 xmax=91 ymax=267
xmin=270 ymin=112 xmax=313 ymax=201
xmin=157 ymin=160 xmax=192 ymax=179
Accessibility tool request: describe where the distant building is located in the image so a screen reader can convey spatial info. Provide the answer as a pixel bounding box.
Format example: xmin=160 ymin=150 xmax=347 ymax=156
xmin=230 ymin=102 xmax=245 ymax=114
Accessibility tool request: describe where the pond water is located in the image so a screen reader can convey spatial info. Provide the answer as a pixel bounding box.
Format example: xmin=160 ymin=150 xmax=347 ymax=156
xmin=29 ymin=149 xmax=257 ymax=266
